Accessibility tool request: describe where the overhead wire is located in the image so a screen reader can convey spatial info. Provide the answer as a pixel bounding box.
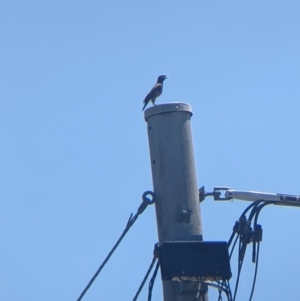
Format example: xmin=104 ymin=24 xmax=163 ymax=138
xmin=207 ymin=191 xmax=297 ymax=300
xmin=201 ymin=281 xmax=232 ymax=301
xmin=247 ymin=202 xmax=273 ymax=301
xmin=217 ymin=279 xmax=232 ymax=301
xmin=75 ymin=190 xmax=283 ymax=301
xmin=75 ymin=192 xmax=156 ymax=301
xmin=184 ymin=278 xmax=231 ymax=301
xmin=232 ymin=238 xmax=247 ymax=301
xmin=191 ymin=282 xmax=202 ymax=301
xmin=229 ymin=234 xmax=239 ymax=260
xmin=230 ymin=200 xmax=275 ymax=301
xmin=248 ymin=242 xmax=260 ymax=301
xmin=147 ymin=260 xmax=160 ymax=301
xmin=132 ymin=255 xmax=158 ymax=301
xmin=232 ymin=200 xmax=263 ymax=301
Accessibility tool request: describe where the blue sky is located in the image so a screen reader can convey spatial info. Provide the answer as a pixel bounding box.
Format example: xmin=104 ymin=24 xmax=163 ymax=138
xmin=1 ymin=1 xmax=300 ymax=300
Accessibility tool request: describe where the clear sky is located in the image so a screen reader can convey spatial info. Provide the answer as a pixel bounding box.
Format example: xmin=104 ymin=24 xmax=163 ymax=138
xmin=1 ymin=1 xmax=300 ymax=300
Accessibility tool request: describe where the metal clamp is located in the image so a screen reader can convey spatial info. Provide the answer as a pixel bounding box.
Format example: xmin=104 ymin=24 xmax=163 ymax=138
xmin=199 ymin=186 xmax=232 ymax=202
xmin=213 ymin=187 xmax=233 ymax=201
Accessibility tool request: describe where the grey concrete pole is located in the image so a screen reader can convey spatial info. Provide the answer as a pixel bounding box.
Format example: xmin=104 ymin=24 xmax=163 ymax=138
xmin=144 ymin=103 xmax=206 ymax=301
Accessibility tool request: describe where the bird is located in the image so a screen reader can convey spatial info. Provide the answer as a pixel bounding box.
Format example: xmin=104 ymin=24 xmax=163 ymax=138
xmin=142 ymin=75 xmax=168 ymax=111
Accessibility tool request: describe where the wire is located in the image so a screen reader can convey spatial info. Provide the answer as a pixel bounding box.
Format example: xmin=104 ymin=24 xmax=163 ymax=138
xmin=192 ymin=282 xmax=209 ymax=301
xmin=148 ymin=260 xmax=160 ymax=301
xmin=231 ymin=201 xmax=272 ymax=301
xmin=253 ymin=202 xmax=272 ymax=226
xmin=248 ymin=242 xmax=260 ymax=301
xmin=227 ymin=231 xmax=236 ymax=248
xmin=200 ymin=281 xmax=232 ymax=301
xmin=132 ymin=256 xmax=157 ymax=301
xmin=247 ymin=201 xmax=264 ymax=221
xmin=185 ymin=279 xmax=231 ymax=301
xmin=232 ymin=237 xmax=248 ymax=301
xmin=239 ymin=201 xmax=261 ymax=219
xmin=76 ymin=193 xmax=155 ymax=301
xmin=75 ymin=214 xmax=134 ymax=301
xmin=217 ymin=279 xmax=233 ymax=301
xmin=229 ymin=234 xmax=239 ymax=260
xmin=225 ymin=280 xmax=233 ymax=301
xmin=232 ymin=201 xmax=270 ymax=300
xmin=217 ymin=279 xmax=223 ymax=301
xmin=250 ymin=202 xmax=269 ymax=263
xmin=191 ymin=282 xmax=202 ymax=301
xmin=247 ymin=203 xmax=270 ymax=300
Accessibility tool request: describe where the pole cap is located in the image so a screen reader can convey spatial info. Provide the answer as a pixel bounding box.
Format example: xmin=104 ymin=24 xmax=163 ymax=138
xmin=144 ymin=102 xmax=193 ymax=121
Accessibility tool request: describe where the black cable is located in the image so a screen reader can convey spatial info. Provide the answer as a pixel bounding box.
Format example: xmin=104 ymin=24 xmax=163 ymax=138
xmin=228 ymin=231 xmax=236 ymax=248
xmin=221 ymin=281 xmax=232 ymax=301
xmin=250 ymin=202 xmax=267 ymax=263
xmin=217 ymin=279 xmax=223 ymax=301
xmin=247 ymin=203 xmax=270 ymax=300
xmin=148 ymin=260 xmax=160 ymax=301
xmin=253 ymin=202 xmax=272 ymax=226
xmin=225 ymin=280 xmax=233 ymax=301
xmin=197 ymin=281 xmax=232 ymax=301
xmin=192 ymin=282 xmax=209 ymax=301
xmin=229 ymin=234 xmax=239 ymax=260
xmin=199 ymin=284 xmax=208 ymax=301
xmin=76 ymin=192 xmax=155 ymax=301
xmin=75 ymin=214 xmax=135 ymax=301
xmin=132 ymin=256 xmax=157 ymax=301
xmin=232 ymin=201 xmax=271 ymax=301
xmin=228 ymin=213 xmax=251 ymax=301
xmin=249 ymin=242 xmax=260 ymax=301
xmin=227 ymin=199 xmax=277 ymax=301
xmin=217 ymin=279 xmax=233 ymax=301
xmin=232 ymin=237 xmax=247 ymax=301
xmin=186 ymin=278 xmax=231 ymax=301
xmin=239 ymin=201 xmax=261 ymax=219
xmin=247 ymin=201 xmax=264 ymax=222
xmin=239 ymin=232 xmax=249 ymax=264
xmin=191 ymin=282 xmax=201 ymax=301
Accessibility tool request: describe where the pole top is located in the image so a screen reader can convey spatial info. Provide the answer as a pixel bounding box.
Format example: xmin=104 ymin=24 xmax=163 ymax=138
xmin=144 ymin=102 xmax=193 ymax=121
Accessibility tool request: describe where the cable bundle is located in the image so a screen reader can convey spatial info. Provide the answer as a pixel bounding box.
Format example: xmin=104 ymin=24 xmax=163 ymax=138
xmin=228 ymin=200 xmax=273 ymax=301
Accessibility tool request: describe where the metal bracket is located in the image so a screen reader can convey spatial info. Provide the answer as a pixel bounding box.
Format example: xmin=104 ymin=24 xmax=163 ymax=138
xmin=200 ymin=186 xmax=300 ymax=207
xmin=213 ymin=187 xmax=233 ymax=201
xmin=199 ymin=186 xmax=232 ymax=202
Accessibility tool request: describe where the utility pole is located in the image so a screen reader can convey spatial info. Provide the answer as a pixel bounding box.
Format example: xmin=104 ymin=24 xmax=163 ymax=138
xmin=145 ymin=103 xmax=207 ymax=301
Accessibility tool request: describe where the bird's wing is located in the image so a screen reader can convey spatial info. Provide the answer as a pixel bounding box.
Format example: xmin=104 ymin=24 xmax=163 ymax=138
xmin=152 ymin=84 xmax=163 ymax=99
xmin=143 ymin=83 xmax=162 ymax=105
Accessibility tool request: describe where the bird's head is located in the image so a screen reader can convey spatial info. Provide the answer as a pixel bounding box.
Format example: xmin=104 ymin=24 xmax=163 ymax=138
xmin=157 ymin=75 xmax=168 ymax=83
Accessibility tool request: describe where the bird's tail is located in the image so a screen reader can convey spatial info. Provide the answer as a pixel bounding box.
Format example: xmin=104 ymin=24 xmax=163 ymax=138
xmin=142 ymin=99 xmax=148 ymax=111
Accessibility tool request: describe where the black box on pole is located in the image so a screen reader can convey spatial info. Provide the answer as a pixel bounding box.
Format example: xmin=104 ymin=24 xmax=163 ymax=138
xmin=157 ymin=241 xmax=232 ymax=281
